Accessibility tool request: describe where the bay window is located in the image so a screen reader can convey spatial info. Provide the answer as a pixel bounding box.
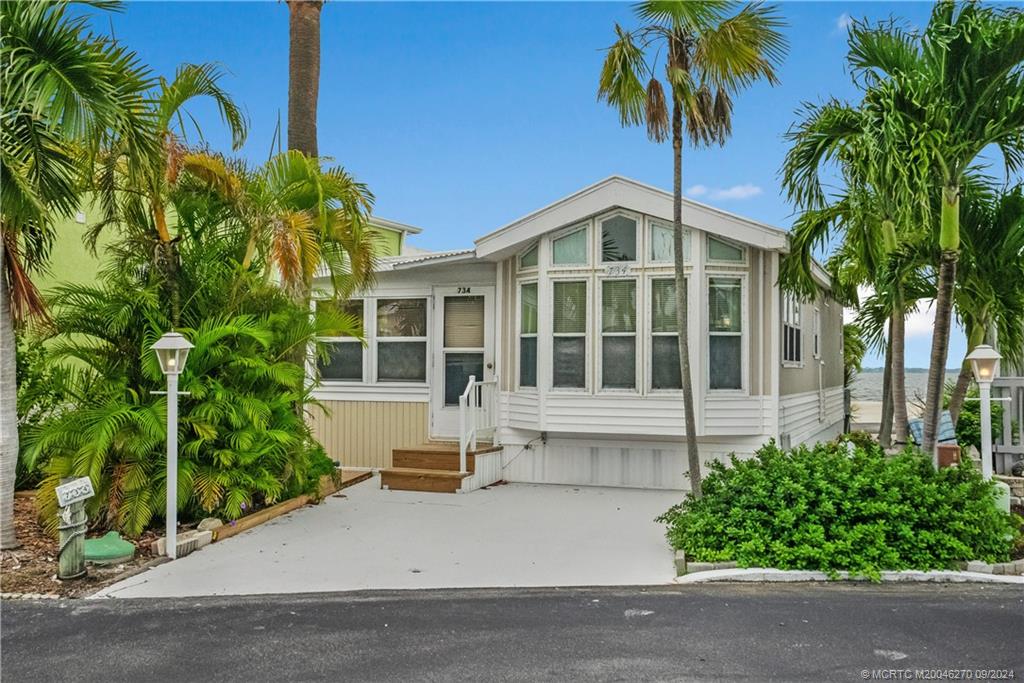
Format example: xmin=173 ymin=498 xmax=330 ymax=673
xmin=376 ymin=298 xmax=427 ymax=382
xmin=519 ymin=283 xmax=538 ymax=388
xmin=708 ymin=277 xmax=743 ymax=390
xmin=316 ymin=299 xmax=364 ymax=382
xmin=601 ymin=279 xmax=636 ymax=389
xmin=552 ymin=280 xmax=587 ymax=388
xmin=651 ymin=278 xmax=682 ymax=390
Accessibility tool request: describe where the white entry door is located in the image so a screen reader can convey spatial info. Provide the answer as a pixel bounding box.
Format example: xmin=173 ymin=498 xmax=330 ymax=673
xmin=430 ymin=286 xmax=494 ymax=438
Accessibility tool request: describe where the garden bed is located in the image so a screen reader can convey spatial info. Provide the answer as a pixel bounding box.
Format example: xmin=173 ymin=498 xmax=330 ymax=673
xmin=0 ymin=495 xmax=158 ymax=599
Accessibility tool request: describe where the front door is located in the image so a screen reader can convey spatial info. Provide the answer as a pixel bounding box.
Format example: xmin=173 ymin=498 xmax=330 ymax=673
xmin=430 ymin=286 xmax=494 ymax=438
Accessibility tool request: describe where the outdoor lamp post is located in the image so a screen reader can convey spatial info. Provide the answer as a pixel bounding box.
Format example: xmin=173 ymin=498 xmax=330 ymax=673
xmin=966 ymin=344 xmax=1001 ymax=481
xmin=152 ymin=332 xmax=193 ymax=559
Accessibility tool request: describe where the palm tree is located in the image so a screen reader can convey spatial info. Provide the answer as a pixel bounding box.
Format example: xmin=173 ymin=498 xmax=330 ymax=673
xmin=93 ymin=63 xmax=248 ymax=324
xmin=598 ymin=1 xmax=786 ymax=497
xmin=948 ymin=185 xmax=1024 ymax=423
xmin=287 ymin=0 xmax=323 ymax=157
xmin=848 ymin=3 xmax=1024 ymax=452
xmin=0 ymin=0 xmax=154 ymax=548
xmin=241 ymin=150 xmax=377 ymax=306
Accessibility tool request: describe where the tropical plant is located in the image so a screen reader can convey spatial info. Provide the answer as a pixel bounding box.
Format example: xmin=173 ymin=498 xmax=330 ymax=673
xmin=598 ymin=1 xmax=787 ymax=496
xmin=24 ymin=226 xmax=351 ymax=537
xmin=846 ymin=2 xmax=1024 ymax=452
xmin=657 ymin=439 xmax=1019 ymax=580
xmin=92 ymin=61 xmax=247 ymax=324
xmin=948 ymin=185 xmax=1024 ymax=423
xmin=842 ymin=323 xmax=866 ymax=388
xmin=0 ymin=0 xmax=154 ymax=549
xmin=287 ymin=0 xmax=323 ymax=156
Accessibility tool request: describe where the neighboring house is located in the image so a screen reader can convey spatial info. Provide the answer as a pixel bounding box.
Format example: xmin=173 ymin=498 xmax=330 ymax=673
xmin=35 ymin=208 xmax=420 ymax=294
xmin=307 ymin=176 xmax=844 ymax=493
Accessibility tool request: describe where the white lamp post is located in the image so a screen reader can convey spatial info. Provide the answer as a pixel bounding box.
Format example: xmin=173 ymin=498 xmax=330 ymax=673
xmin=966 ymin=344 xmax=1001 ymax=480
xmin=151 ymin=332 xmax=193 ymax=559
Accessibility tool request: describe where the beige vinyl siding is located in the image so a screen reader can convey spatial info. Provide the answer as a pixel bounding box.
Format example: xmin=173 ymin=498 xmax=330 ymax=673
xmin=308 ymin=401 xmax=428 ymax=469
xmin=779 ymin=291 xmax=845 ymax=395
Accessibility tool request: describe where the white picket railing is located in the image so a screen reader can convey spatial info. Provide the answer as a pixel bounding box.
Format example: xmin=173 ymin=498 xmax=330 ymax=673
xmin=458 ymin=374 xmax=499 ymax=474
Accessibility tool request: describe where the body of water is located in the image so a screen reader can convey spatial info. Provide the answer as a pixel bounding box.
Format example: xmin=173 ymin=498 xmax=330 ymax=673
xmin=850 ymin=371 xmax=960 ymax=402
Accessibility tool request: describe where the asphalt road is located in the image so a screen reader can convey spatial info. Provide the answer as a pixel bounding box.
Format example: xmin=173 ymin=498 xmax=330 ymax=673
xmin=3 ymin=584 xmax=1022 ymax=682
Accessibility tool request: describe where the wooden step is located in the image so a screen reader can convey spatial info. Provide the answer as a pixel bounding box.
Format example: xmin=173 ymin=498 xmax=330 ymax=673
xmin=392 ymin=444 xmax=502 ymax=472
xmin=380 ymin=467 xmax=471 ymax=494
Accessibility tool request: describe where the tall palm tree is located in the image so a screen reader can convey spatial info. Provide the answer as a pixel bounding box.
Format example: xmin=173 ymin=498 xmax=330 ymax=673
xmin=948 ymin=185 xmax=1024 ymax=423
xmin=287 ymin=0 xmax=323 ymax=157
xmin=93 ymin=63 xmax=247 ymax=324
xmin=848 ymin=2 xmax=1024 ymax=452
xmin=598 ymin=1 xmax=786 ymax=497
xmin=0 ymin=0 xmax=154 ymax=548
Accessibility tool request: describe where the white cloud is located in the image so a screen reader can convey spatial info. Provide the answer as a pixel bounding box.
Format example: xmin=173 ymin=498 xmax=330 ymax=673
xmin=710 ymin=184 xmax=762 ymax=201
xmin=843 ymin=285 xmax=937 ymax=339
xmin=836 ymin=13 xmax=853 ymax=32
xmin=685 ymin=184 xmax=708 ymax=197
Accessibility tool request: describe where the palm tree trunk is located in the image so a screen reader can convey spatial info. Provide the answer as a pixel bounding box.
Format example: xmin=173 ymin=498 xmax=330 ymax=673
xmin=287 ymin=0 xmax=322 ymax=158
xmin=0 ymin=239 xmax=21 ymax=548
xmin=878 ymin=323 xmax=894 ymax=448
xmin=671 ymin=101 xmax=701 ymax=498
xmin=949 ymin=321 xmax=985 ymax=424
xmin=890 ymin=299 xmax=909 ymax=446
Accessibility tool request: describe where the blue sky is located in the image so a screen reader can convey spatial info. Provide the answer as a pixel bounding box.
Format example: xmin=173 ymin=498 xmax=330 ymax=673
xmin=95 ymin=1 xmax=976 ymax=368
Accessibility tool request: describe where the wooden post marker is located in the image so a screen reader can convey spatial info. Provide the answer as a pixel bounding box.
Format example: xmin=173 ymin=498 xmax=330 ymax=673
xmin=55 ymin=477 xmax=95 ymax=580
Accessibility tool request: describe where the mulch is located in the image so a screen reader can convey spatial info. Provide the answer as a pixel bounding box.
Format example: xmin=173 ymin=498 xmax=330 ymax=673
xmin=1 ymin=494 xmax=157 ymax=599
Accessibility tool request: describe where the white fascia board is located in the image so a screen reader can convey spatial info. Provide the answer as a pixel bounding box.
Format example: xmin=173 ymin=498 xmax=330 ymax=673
xmin=474 ymin=176 xmax=788 ymax=260
xmin=370 ymin=216 xmax=423 ymax=234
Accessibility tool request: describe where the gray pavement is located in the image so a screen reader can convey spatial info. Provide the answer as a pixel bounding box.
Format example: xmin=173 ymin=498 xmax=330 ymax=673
xmin=3 ymin=584 xmax=1022 ymax=681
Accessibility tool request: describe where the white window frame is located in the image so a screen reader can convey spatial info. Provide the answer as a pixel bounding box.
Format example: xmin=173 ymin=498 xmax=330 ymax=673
xmin=648 ymin=218 xmax=690 ymax=266
xmin=782 ymin=292 xmax=803 ymax=368
xmin=597 ymin=276 xmax=639 ymax=393
xmin=647 ymin=274 xmax=686 ymax=394
xmin=706 ymin=235 xmax=748 ymax=266
xmin=518 ymin=241 xmax=539 ymax=273
xmin=550 ymin=276 xmax=590 ymax=392
xmin=813 ymin=305 xmax=821 ymax=360
xmin=549 ymin=222 xmax=590 ymax=269
xmin=315 ymin=298 xmax=367 ymax=384
xmin=706 ymin=273 xmax=747 ymax=394
xmin=516 ymin=280 xmax=539 ymax=391
xmin=375 ymin=296 xmax=430 ymax=385
xmin=596 ymin=210 xmax=640 ymax=266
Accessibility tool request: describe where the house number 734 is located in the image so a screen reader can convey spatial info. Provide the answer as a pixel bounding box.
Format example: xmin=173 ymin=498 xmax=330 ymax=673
xmin=457 ymin=287 xmax=472 ymax=294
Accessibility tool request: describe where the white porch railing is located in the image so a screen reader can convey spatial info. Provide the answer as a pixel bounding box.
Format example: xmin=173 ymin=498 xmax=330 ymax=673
xmin=993 ymin=376 xmax=1024 ymax=475
xmin=458 ymin=374 xmax=499 ymax=474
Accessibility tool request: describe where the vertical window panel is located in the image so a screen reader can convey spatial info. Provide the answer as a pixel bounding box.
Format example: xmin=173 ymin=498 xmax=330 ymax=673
xmin=601 ymin=215 xmax=637 ymax=262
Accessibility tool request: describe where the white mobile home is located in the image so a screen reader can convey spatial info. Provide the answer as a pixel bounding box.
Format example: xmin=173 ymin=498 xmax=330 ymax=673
xmin=308 ymin=176 xmax=844 ymax=492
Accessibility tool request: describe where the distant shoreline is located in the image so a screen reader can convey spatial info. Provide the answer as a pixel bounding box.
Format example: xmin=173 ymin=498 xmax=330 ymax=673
xmin=858 ymin=367 xmax=961 ymax=373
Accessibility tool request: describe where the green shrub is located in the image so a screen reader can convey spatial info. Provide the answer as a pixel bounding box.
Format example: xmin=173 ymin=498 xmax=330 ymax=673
xmin=952 ymin=386 xmax=1003 ymax=452
xmin=657 ymin=440 xmax=1019 ymax=579
xmin=14 ymin=337 xmax=72 ymax=488
xmin=834 ymin=430 xmax=877 ymax=452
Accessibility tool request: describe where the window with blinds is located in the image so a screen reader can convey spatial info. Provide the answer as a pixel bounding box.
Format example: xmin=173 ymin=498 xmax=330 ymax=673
xmin=650 ymin=222 xmax=690 ymax=264
xmin=444 ymin=296 xmax=484 ymax=348
xmin=601 ymin=280 xmax=636 ymax=389
xmin=651 ymin=278 xmax=682 ymax=389
xmin=377 ymin=298 xmax=427 ymax=382
xmin=552 ymin=227 xmax=588 ymax=266
xmin=553 ymin=280 xmax=587 ymax=388
xmin=709 ymin=277 xmax=742 ymax=390
xmin=519 ymin=283 xmax=538 ymax=388
xmin=316 ymin=299 xmax=364 ymax=382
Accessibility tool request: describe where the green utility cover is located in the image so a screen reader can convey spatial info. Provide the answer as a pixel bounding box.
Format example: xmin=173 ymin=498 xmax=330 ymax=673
xmin=84 ymin=531 xmax=135 ymax=565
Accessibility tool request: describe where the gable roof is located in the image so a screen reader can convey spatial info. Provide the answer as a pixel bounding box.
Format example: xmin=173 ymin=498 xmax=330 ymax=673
xmin=370 ymin=216 xmax=422 ymax=234
xmin=474 ymin=175 xmax=789 ymax=260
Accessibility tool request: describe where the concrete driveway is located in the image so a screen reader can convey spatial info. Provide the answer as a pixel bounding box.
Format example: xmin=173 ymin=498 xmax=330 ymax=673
xmin=94 ymin=477 xmax=683 ymax=598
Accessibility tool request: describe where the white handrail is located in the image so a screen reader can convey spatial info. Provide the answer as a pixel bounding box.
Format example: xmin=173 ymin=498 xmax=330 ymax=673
xmin=458 ymin=374 xmax=499 ymax=474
